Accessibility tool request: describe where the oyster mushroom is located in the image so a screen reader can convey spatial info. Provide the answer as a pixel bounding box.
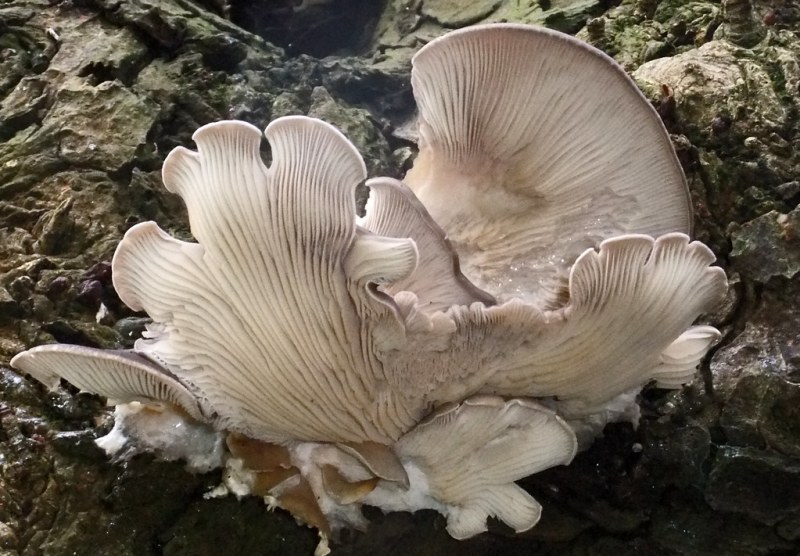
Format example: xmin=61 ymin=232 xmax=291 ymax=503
xmin=405 ymin=23 xmax=694 ymax=310
xmin=10 ymin=22 xmax=727 ymax=553
xmin=11 ymin=345 xmax=204 ymax=420
xmin=367 ymin=396 xmax=578 ymax=539
xmin=108 ymin=117 xmax=425 ymax=445
xmin=376 ymin=21 xmax=726 ymax=428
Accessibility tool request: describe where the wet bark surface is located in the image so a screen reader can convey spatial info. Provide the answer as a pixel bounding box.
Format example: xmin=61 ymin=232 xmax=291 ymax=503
xmin=1 ymin=0 xmax=799 ymax=554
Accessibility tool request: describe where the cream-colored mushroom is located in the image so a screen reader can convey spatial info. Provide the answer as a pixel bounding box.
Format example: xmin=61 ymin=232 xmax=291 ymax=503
xmin=478 ymin=233 xmax=727 ymax=418
xmin=110 ymin=118 xmax=428 ymax=445
xmin=10 ymin=345 xmax=206 ymax=421
xmin=8 ymin=22 xmax=728 ymax=551
xmin=405 ymin=23 xmax=693 ymax=310
xmin=363 ymin=396 xmax=577 ymax=538
xmin=361 ymin=177 xmax=495 ymax=312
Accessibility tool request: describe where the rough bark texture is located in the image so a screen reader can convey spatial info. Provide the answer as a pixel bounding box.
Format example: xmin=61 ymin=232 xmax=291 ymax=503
xmin=1 ymin=0 xmax=799 ymax=554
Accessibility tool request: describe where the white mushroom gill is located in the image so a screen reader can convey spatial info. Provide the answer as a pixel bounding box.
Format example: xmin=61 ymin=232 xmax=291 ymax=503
xmin=10 ymin=23 xmax=727 ymax=554
xmin=406 ymin=24 xmax=694 ymax=310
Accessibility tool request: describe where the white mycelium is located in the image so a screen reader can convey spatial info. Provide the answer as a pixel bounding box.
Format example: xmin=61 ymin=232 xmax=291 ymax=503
xmin=11 ymin=23 xmax=727 ymax=554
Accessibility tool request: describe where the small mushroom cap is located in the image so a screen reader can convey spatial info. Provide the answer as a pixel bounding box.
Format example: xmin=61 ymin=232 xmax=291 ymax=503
xmin=481 ymin=233 xmax=727 ymax=416
xmin=272 ymin=475 xmax=332 ymax=538
xmin=226 ymin=433 xmax=293 ymax=471
xmin=337 ymin=440 xmax=409 ymax=487
xmin=362 ymin=177 xmax=495 ymax=311
xmin=406 ymin=23 xmax=692 ymax=309
xmin=10 ymin=345 xmax=205 ymax=421
xmin=251 ymin=467 xmax=301 ymax=496
xmin=651 ymin=325 xmax=721 ymax=389
xmin=391 ymin=395 xmax=577 ymax=539
xmin=320 ymin=464 xmax=380 ymax=505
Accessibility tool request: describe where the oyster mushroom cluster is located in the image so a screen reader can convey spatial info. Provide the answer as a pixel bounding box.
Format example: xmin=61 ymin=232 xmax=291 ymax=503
xmin=12 ymin=23 xmax=727 ymax=553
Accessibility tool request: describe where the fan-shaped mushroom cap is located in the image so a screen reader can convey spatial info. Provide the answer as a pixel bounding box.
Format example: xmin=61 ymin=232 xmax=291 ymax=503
xmin=365 ymin=396 xmax=577 ymax=539
xmin=379 ymin=233 xmax=725 ymax=415
xmin=109 ymin=117 xmax=429 ymax=445
xmin=652 ymin=325 xmax=722 ymax=388
xmin=10 ymin=345 xmax=206 ymax=421
xmin=270 ymin=475 xmax=333 ymax=538
xmin=11 ymin=117 xmax=511 ymax=448
xmin=406 ymin=23 xmax=692 ymax=310
xmin=481 ymin=233 xmax=726 ymax=416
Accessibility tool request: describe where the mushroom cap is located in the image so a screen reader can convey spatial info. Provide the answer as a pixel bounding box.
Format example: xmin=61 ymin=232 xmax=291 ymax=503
xmin=10 ymin=116 xmax=521 ymax=449
xmin=109 ymin=117 xmax=430 ymax=444
xmin=480 ymin=233 xmax=727 ymax=416
xmin=10 ymin=345 xmax=206 ymax=421
xmin=362 ymin=177 xmax=495 ymax=312
xmin=336 ymin=440 xmax=410 ymax=486
xmin=320 ymin=465 xmax=380 ymax=505
xmin=380 ymin=233 xmax=725 ymax=416
xmin=385 ymin=395 xmax=577 ymax=539
xmin=405 ymin=23 xmax=692 ymax=309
